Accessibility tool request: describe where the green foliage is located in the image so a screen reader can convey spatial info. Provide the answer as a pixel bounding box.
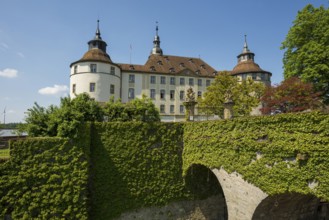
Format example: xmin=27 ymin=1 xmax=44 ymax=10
xmin=183 ymin=112 xmax=329 ymax=201
xmin=89 ymin=122 xmax=189 ymax=219
xmin=103 ymin=95 xmax=160 ymax=122
xmin=0 ymin=138 xmax=89 ymax=219
xmin=24 ymin=93 xmax=104 ymax=138
xmin=198 ymin=71 xmax=264 ymax=117
xmin=261 ymin=77 xmax=323 ymax=114
xmin=281 ymin=4 xmax=329 ymax=103
xmin=0 ymin=149 xmax=9 ymax=159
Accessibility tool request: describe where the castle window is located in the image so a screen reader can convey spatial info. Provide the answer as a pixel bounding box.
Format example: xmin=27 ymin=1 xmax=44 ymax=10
xmin=189 ymin=78 xmax=194 ymax=86
xmin=180 ymin=91 xmax=185 ymax=100
xmin=90 ymin=64 xmax=97 ymax=73
xmin=110 ymin=84 xmax=115 ymax=94
xmin=160 ymin=89 xmax=165 ymax=99
xmin=129 ymin=74 xmax=135 ymax=83
xmin=74 ymin=65 xmax=77 ymax=74
xmin=150 ymin=89 xmax=156 ymax=99
xmin=128 ymin=88 xmax=135 ymax=99
xmin=110 ymin=66 xmax=115 ymax=74
xmin=170 ymin=105 xmax=175 ymax=113
xmin=150 ymin=76 xmax=156 ymax=84
xmin=160 ymin=76 xmax=166 ymax=84
xmin=180 ymin=78 xmax=185 ymax=85
xmin=180 ymin=105 xmax=184 ymax=113
xmin=72 ymin=84 xmax=76 ymax=93
xmin=170 ymin=90 xmax=175 ymax=100
xmin=160 ymin=105 xmax=165 ymax=113
xmin=252 ymin=73 xmax=257 ymax=80
xmin=198 ymin=91 xmax=202 ymax=98
xmin=170 ymin=77 xmax=175 ymax=85
xmin=206 ymin=80 xmax=211 ymax=87
xmin=198 ymin=79 xmax=202 ymax=86
xmin=90 ymin=83 xmax=96 ymax=92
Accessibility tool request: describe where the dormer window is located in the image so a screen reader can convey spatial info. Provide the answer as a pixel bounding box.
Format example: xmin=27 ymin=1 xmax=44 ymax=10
xmin=150 ymin=66 xmax=156 ymax=71
xmin=196 ymin=70 xmax=200 ymax=75
xmin=129 ymin=65 xmax=135 ymax=70
xmin=200 ymin=64 xmax=205 ymax=69
xmin=179 ymin=63 xmax=185 ymax=68
xmin=213 ymin=71 xmax=217 ymax=76
xmin=169 ymin=67 xmax=175 ymax=73
xmin=157 ymin=61 xmax=163 ymax=65
xmin=188 ymin=58 xmax=194 ymax=63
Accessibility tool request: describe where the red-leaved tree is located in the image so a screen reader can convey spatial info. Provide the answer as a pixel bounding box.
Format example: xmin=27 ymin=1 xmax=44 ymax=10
xmin=260 ymin=77 xmax=322 ymax=114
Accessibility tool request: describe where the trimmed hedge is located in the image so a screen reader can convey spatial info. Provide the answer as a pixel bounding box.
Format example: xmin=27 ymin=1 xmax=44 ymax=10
xmin=183 ymin=112 xmax=329 ymax=201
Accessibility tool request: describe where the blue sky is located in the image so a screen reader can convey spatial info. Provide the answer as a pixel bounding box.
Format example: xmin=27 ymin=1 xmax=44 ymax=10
xmin=0 ymin=0 xmax=328 ymax=123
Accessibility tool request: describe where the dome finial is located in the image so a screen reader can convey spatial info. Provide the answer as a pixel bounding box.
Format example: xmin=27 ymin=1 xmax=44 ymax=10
xmin=95 ymin=20 xmax=102 ymax=40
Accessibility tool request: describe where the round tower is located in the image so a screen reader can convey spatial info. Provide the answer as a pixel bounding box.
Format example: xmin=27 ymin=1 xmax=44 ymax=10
xmin=231 ymin=35 xmax=271 ymax=86
xmin=70 ymin=20 xmax=121 ymax=102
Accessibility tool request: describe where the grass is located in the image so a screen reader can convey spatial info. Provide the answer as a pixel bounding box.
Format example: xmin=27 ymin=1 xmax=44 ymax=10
xmin=0 ymin=148 xmax=10 ymax=159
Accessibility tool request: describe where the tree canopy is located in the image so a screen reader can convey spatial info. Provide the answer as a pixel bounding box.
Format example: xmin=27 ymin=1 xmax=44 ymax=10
xmin=260 ymin=77 xmax=322 ymax=114
xmin=103 ymin=95 xmax=160 ymax=122
xmin=281 ymin=4 xmax=329 ymax=103
xmin=23 ymin=93 xmax=160 ymax=138
xmin=198 ymin=72 xmax=264 ymax=118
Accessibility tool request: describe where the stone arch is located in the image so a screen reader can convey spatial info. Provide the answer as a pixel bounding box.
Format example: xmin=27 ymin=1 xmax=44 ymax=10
xmin=252 ymin=193 xmax=327 ymax=220
xmin=185 ymin=164 xmax=228 ymax=219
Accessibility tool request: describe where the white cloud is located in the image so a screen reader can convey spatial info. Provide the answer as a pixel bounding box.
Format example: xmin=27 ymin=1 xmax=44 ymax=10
xmin=38 ymin=84 xmax=69 ymax=96
xmin=0 ymin=68 xmax=18 ymax=78
xmin=17 ymin=52 xmax=25 ymax=58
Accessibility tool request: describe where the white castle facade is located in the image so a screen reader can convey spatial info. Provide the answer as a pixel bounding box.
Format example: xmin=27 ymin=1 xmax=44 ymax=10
xmin=70 ymin=21 xmax=271 ymax=122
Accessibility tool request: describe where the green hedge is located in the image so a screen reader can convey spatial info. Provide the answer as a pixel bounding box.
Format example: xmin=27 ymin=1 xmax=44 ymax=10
xmin=0 ymin=137 xmax=89 ymax=220
xmin=183 ymin=112 xmax=329 ymax=201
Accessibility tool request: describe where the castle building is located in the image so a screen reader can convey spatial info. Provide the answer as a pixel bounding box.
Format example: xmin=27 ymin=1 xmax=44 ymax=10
xmin=70 ymin=21 xmax=271 ymax=121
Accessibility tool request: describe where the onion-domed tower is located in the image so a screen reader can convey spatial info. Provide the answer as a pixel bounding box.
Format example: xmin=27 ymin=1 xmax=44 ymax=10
xmin=231 ymin=35 xmax=271 ymax=86
xmin=70 ymin=20 xmax=121 ymax=102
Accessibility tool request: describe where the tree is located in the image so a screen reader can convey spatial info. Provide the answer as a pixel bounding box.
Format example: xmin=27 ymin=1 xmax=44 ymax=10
xmin=281 ymin=4 xmax=329 ymax=103
xmin=103 ymin=95 xmax=160 ymax=122
xmin=198 ymin=71 xmax=264 ymax=118
xmin=260 ymin=77 xmax=322 ymax=114
xmin=24 ymin=93 xmax=104 ymax=137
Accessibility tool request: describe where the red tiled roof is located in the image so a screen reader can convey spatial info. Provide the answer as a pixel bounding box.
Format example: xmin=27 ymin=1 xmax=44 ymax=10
xmin=119 ymin=54 xmax=217 ymax=77
xmin=231 ymin=60 xmax=271 ymax=76
xmin=70 ymin=48 xmax=113 ymax=67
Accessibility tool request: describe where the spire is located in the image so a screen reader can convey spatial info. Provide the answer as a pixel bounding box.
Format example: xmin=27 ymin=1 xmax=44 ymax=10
xmin=237 ymin=35 xmax=255 ymax=63
xmin=95 ymin=20 xmax=102 ymax=40
xmin=151 ymin=21 xmax=163 ymax=55
xmin=242 ymin=34 xmax=250 ymax=53
xmin=88 ymin=20 xmax=107 ymax=52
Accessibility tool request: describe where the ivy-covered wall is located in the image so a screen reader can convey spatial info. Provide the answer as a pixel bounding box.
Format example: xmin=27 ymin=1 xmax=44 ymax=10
xmin=0 ymin=137 xmax=89 ymax=219
xmin=1 ymin=112 xmax=328 ymax=219
xmin=89 ymin=122 xmax=190 ymax=219
xmin=183 ymin=112 xmax=329 ymax=201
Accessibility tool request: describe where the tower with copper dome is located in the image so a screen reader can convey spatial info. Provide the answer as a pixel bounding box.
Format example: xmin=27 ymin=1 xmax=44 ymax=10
xmin=70 ymin=20 xmax=121 ymax=102
xmin=231 ymin=35 xmax=271 ymax=86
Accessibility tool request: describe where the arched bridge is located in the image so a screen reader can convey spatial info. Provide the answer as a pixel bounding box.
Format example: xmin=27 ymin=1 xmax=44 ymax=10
xmin=183 ymin=112 xmax=329 ymax=219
